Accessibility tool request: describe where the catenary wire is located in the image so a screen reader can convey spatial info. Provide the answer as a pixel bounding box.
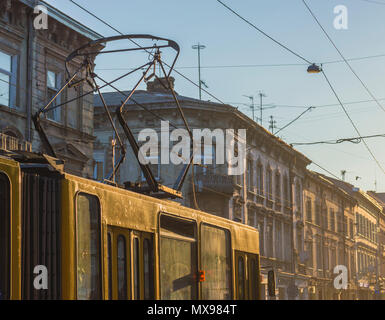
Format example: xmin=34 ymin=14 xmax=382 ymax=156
xmin=302 ymin=0 xmax=385 ymax=114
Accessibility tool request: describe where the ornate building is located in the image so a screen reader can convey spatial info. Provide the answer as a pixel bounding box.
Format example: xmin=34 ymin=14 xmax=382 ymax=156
xmin=302 ymin=172 xmax=357 ymax=300
xmin=0 ymin=0 xmax=102 ymax=177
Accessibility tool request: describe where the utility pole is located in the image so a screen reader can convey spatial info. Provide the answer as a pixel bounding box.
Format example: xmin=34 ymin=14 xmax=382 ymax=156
xmin=192 ymin=43 xmax=206 ymax=100
xmin=259 ymin=92 xmax=267 ymax=126
xmin=243 ymin=95 xmax=255 ymax=121
xmin=269 ymin=115 xmax=277 ymax=134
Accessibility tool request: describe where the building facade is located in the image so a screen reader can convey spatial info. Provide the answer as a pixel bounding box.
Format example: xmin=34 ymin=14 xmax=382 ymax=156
xmin=328 ymin=179 xmax=384 ymax=299
xmin=0 ymin=0 xmax=102 ymax=177
xmin=302 ymin=172 xmax=357 ymax=300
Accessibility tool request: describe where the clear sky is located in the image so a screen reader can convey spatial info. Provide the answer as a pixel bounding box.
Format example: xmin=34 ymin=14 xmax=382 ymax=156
xmin=45 ymin=0 xmax=385 ymax=192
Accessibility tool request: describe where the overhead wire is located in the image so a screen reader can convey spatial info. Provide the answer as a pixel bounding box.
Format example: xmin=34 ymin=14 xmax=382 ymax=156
xmin=215 ymin=0 xmax=312 ymax=64
xmin=68 ymin=0 xmax=226 ymax=105
xmin=302 ymin=0 xmax=385 ymax=114
xmin=96 ymin=52 xmax=385 ymax=71
xmin=215 ymin=0 xmax=385 ymax=177
xmin=67 ymin=0 xmax=349 ymax=184
xmin=291 ymin=133 xmax=385 ymax=146
xmin=321 ymin=69 xmax=385 ymax=175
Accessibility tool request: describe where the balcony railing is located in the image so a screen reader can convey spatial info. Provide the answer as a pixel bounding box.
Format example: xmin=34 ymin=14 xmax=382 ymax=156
xmin=0 ymin=133 xmax=32 ymax=152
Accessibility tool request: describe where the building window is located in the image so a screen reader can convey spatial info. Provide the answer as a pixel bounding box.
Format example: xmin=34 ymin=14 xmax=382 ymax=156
xmin=93 ymin=151 xmax=105 ymax=181
xmin=46 ymin=70 xmax=62 ymax=122
xmin=246 ymin=159 xmax=253 ymax=190
xmin=315 ymin=203 xmax=321 ymax=226
xmin=266 ymin=224 xmax=273 ymax=257
xmin=247 ymin=210 xmax=256 ymax=227
xmin=323 ymin=246 xmax=329 ymax=271
xmin=0 ymin=50 xmax=17 ymax=108
xmin=295 ymin=181 xmax=302 ymax=213
xmin=256 ymin=162 xmax=264 ymax=196
xmin=296 ymin=229 xmax=302 ymax=255
xmin=349 ymin=219 xmax=354 ymax=238
xmin=330 ymin=209 xmax=335 ymax=232
xmin=306 ymin=241 xmax=313 ymax=268
xmin=66 ymin=82 xmax=81 ymax=129
xmin=275 ymin=171 xmax=281 ymax=204
xmin=259 ymin=221 xmax=264 ymax=257
xmin=331 ymin=246 xmax=336 ymax=270
xmin=283 ymin=174 xmax=289 ymax=207
xmin=306 ymin=198 xmax=312 ymax=222
xmin=266 ymin=167 xmax=273 ymax=200
xmin=322 ymin=208 xmax=328 ymax=229
xmin=276 ymin=223 xmax=282 ymax=260
xmin=316 ymin=238 xmax=322 ymax=270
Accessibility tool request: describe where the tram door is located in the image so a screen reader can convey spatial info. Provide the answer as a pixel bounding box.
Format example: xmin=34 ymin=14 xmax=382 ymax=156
xmin=159 ymin=215 xmax=198 ymax=300
xmin=0 ymin=173 xmax=10 ymax=300
xmin=235 ymin=251 xmax=260 ymax=300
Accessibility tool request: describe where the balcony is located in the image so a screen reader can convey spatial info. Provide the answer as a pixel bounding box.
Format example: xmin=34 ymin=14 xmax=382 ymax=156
xmin=0 ymin=133 xmax=32 ymax=152
xmin=194 ymin=172 xmax=237 ymax=195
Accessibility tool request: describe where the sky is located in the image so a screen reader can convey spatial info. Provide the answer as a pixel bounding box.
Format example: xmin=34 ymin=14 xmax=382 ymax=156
xmin=44 ymin=0 xmax=385 ymax=192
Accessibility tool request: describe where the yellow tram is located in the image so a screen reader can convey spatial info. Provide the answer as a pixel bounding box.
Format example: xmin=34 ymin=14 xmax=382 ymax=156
xmin=0 ymin=152 xmax=261 ymax=300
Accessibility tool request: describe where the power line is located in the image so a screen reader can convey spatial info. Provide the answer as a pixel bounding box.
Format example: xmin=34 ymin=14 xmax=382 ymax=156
xmin=275 ymin=106 xmax=314 ymax=135
xmin=321 ymin=69 xmax=385 ymax=176
xmin=215 ymin=0 xmax=312 ymax=64
xmin=68 ymin=0 xmax=348 ymax=184
xmin=291 ymin=133 xmax=385 ymax=146
xmin=302 ymin=0 xmax=385 ymax=114
xmin=310 ymin=160 xmax=341 ymax=180
xmin=230 ymin=97 xmax=385 ymax=110
xmin=68 ymin=0 xmax=226 ymax=105
xmin=356 ymin=0 xmax=385 ymax=5
xmin=95 ymin=52 xmax=385 ymax=71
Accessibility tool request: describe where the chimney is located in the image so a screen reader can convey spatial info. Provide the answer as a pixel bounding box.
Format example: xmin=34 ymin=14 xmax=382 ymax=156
xmin=146 ymin=77 xmax=175 ymax=93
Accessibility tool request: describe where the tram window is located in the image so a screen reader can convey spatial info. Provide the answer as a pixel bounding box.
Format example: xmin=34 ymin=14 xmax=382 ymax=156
xmin=133 ymin=237 xmax=140 ymax=299
xmin=0 ymin=173 xmax=10 ymax=300
xmin=107 ymin=233 xmax=112 ymax=300
xmin=248 ymin=257 xmax=258 ymax=300
xmin=76 ymin=193 xmax=102 ymax=300
xmin=201 ymin=224 xmax=231 ymax=299
xmin=143 ymin=238 xmax=154 ymax=300
xmin=237 ymin=256 xmax=245 ymax=300
xmin=117 ymin=235 xmax=128 ymax=300
xmin=160 ymin=215 xmax=197 ymax=300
